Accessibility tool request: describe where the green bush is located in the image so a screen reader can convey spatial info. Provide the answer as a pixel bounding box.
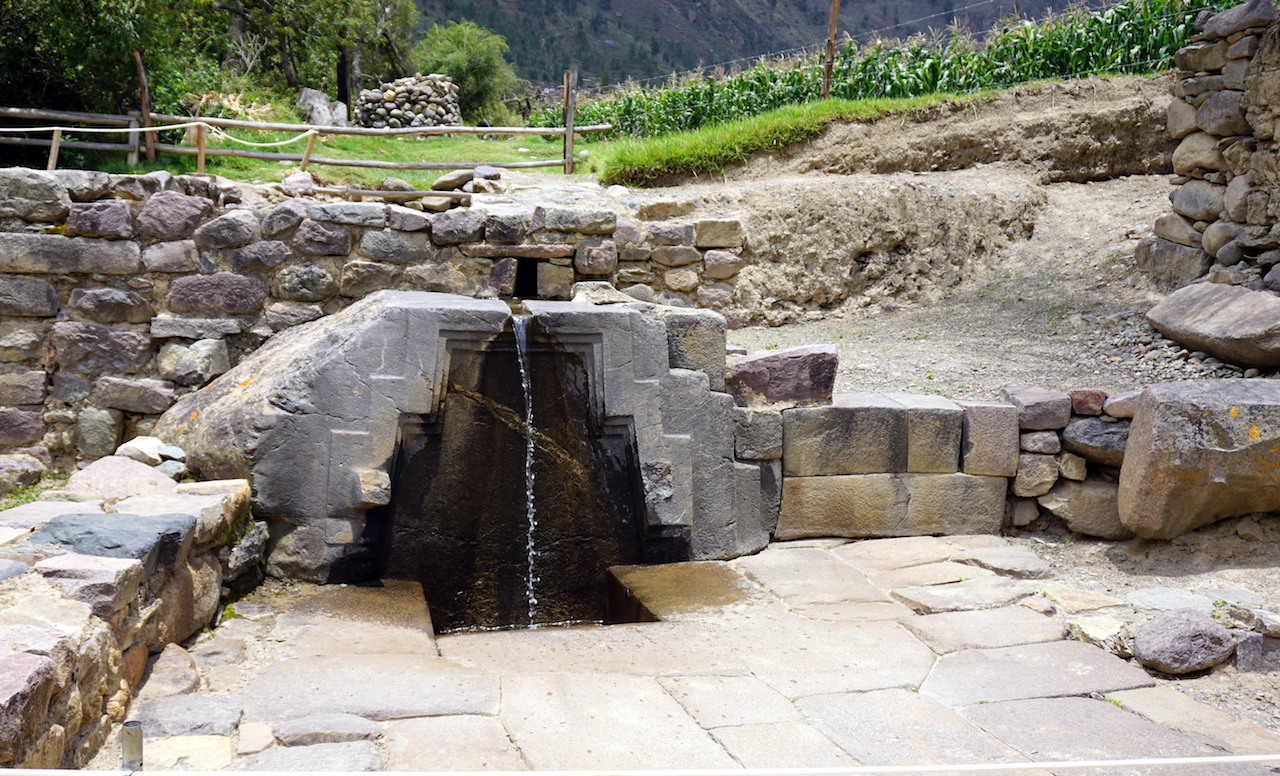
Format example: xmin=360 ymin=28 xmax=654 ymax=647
xmin=412 ymin=21 xmax=522 ymax=124
xmin=531 ymin=0 xmax=1232 ymax=139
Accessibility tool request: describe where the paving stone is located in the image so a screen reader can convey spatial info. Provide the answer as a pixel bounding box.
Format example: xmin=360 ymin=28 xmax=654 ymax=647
xmin=659 ymin=674 xmax=801 ymax=728
xmin=137 ymin=734 xmax=234 ymax=770
xmin=444 ymin=619 xmax=740 ymax=675
xmin=135 ymin=695 xmax=243 ymax=737
xmin=236 ymin=722 xmax=274 ymax=756
xmin=951 ymin=546 xmax=1053 ymax=579
xmin=238 ymin=656 xmax=497 ymax=723
xmin=832 ymin=536 xmax=956 ymax=571
xmin=137 ymin=643 xmax=200 ymax=700
xmin=789 ymin=601 xmax=917 ymax=621
xmin=1106 ymin=686 xmax=1280 ymax=756
xmin=904 ymin=606 xmax=1067 ymax=653
xmin=872 ymin=561 xmax=992 ymax=589
xmin=265 ymin=582 xmax=437 ymax=658
xmin=1043 ymin=586 xmax=1124 ymax=614
xmin=732 ymin=547 xmax=890 ymax=605
xmin=920 ymin=641 xmax=1154 ymax=705
xmin=1067 ymin=615 xmax=1133 ymax=657
xmin=1127 ymin=587 xmax=1216 ymax=613
xmin=383 ymin=716 xmax=526 ymax=770
xmin=274 ymin=713 xmax=382 ymax=746
xmin=956 ymin=400 xmax=1020 ymax=477
xmin=893 ymin=576 xmax=1036 ymax=614
xmin=799 ymin=688 xmax=1042 ymax=775
xmin=501 ymin=673 xmax=737 ymax=769
xmin=704 ymin=615 xmax=935 ymax=699
xmin=959 ymin=697 xmax=1269 ymax=776
xmin=244 ymin=741 xmax=382 ymax=771
xmin=712 ymin=722 xmax=859 ymax=768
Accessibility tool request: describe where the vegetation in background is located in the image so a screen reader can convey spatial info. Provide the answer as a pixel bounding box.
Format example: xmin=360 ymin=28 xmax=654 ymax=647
xmin=411 ymin=21 xmax=523 ymax=124
xmin=531 ymin=0 xmax=1233 ymax=139
xmin=0 ymin=471 xmax=69 ymax=512
xmin=592 ymin=95 xmax=958 ymax=186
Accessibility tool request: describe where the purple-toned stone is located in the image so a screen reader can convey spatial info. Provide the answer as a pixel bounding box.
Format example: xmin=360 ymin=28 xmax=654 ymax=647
xmin=729 ymin=345 xmax=838 ymax=406
xmin=1069 ymin=389 xmax=1107 ymax=416
xmin=0 ymin=276 xmax=57 ymax=317
xmin=136 ymin=191 xmax=213 ymax=241
xmin=69 ymin=288 xmax=153 ymax=324
xmin=168 ymin=272 xmax=269 ymax=315
xmin=50 ymin=322 xmax=152 ymax=374
xmin=66 ymin=200 xmax=133 ymax=238
xmin=0 ymin=408 xmax=42 ymax=446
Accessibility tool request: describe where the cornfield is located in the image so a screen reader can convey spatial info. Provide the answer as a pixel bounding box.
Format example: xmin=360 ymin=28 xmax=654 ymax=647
xmin=531 ymin=0 xmax=1233 ymax=139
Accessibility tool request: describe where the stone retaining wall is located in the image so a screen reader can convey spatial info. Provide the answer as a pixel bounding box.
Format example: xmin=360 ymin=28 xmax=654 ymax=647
xmin=0 ymin=460 xmax=262 ymax=768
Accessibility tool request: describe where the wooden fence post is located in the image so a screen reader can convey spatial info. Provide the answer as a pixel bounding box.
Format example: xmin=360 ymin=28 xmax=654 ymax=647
xmin=133 ymin=51 xmax=156 ymax=162
xmin=126 ymin=114 xmax=140 ymax=166
xmin=47 ymin=129 xmax=62 ymax=170
xmin=821 ymin=0 xmax=842 ymax=99
xmin=300 ymin=131 xmax=318 ymax=171
xmin=195 ymin=124 xmax=207 ymax=173
xmin=562 ymin=67 xmax=578 ymax=174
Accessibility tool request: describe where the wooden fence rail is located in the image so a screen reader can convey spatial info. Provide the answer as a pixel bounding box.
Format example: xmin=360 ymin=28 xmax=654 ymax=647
xmin=0 ymin=73 xmax=607 ymax=177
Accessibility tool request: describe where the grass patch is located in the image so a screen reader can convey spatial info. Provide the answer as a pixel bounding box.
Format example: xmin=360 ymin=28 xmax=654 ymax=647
xmin=593 ymin=94 xmax=961 ymax=187
xmin=0 ymin=470 xmax=71 ymax=512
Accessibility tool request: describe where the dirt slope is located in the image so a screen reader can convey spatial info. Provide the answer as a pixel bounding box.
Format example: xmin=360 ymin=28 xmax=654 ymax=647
xmin=728 ymin=74 xmax=1178 ymax=183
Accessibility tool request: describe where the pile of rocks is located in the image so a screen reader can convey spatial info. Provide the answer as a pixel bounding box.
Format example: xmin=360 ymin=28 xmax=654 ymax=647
xmin=353 ymin=73 xmax=460 ymax=129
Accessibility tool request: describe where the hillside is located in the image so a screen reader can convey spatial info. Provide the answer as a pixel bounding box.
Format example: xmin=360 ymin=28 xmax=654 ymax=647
xmin=415 ymin=0 xmax=1075 ymax=86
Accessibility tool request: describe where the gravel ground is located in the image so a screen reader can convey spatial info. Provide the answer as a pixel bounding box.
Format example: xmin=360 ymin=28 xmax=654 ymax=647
xmin=728 ymin=172 xmax=1278 ymax=399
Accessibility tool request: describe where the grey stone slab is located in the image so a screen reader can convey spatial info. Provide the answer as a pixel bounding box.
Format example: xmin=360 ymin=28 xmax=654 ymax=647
xmin=30 ymin=512 xmax=196 ymax=575
xmin=500 ymin=673 xmax=738 ymax=769
xmin=244 ymin=741 xmax=382 ymax=771
xmin=885 ymin=393 xmax=964 ymax=473
xmin=920 ymin=640 xmax=1155 ymax=705
xmin=135 ymin=695 xmax=243 ymax=737
xmin=705 ymin=614 xmax=936 ymax=699
xmin=1106 ymin=687 xmax=1280 ymax=756
xmin=439 ymin=620 xmax=747 ymax=676
xmin=957 ymin=400 xmax=1020 ymax=477
xmin=833 ymin=535 xmax=957 ymax=571
xmin=712 ymin=722 xmax=859 ymax=768
xmin=790 ymin=601 xmax=917 ymax=622
xmin=383 ymin=716 xmax=527 ymax=770
xmin=783 ymin=393 xmax=907 ymax=475
xmin=733 ymin=407 xmax=783 ymax=460
xmin=274 ymin=713 xmax=382 ymax=746
xmin=961 ymin=697 xmax=1271 ymax=776
xmin=732 ymin=547 xmax=891 ymax=605
xmin=658 ymin=674 xmax=801 ymax=729
xmin=1127 ymin=587 xmax=1216 ymax=613
xmin=800 ymin=688 xmax=1044 ymax=775
xmin=872 ymin=561 xmax=993 ymax=590
xmin=238 ymin=656 xmax=498 ymax=723
xmin=904 ymin=606 xmax=1067 ymax=653
xmin=893 ymin=576 xmax=1037 ymax=614
xmin=951 ymin=546 xmax=1053 ymax=579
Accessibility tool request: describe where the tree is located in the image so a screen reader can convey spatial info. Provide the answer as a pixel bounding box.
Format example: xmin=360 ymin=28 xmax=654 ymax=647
xmin=411 ymin=21 xmax=521 ymax=123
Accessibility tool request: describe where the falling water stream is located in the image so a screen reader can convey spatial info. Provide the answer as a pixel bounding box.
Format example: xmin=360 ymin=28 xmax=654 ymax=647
xmin=512 ymin=315 xmax=540 ymax=624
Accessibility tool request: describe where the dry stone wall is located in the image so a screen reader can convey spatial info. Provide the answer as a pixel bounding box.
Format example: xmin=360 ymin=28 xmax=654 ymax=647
xmin=0 ymin=456 xmax=262 ymax=768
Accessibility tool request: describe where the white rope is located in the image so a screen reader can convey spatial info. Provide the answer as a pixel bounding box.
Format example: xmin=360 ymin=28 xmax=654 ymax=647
xmin=0 ymin=120 xmax=318 ymax=148
xmin=7 ymin=753 xmax=1280 ymax=776
xmin=205 ymin=125 xmax=317 ymax=147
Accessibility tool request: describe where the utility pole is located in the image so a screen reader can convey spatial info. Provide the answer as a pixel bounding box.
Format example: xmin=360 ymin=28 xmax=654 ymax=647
xmin=821 ymin=0 xmax=842 ymax=99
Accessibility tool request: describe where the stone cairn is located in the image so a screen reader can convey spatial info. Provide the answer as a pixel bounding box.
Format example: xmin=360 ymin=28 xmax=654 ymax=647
xmin=353 ymin=73 xmax=461 ymax=129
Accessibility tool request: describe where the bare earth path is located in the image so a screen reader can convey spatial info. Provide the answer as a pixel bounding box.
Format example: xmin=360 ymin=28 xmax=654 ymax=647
xmin=729 ymin=172 xmax=1189 ymax=399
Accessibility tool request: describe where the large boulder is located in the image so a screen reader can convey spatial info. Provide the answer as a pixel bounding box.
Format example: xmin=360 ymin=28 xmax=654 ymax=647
xmin=1118 ymin=380 xmax=1280 ymax=539
xmin=1147 ymin=283 xmax=1280 ymax=367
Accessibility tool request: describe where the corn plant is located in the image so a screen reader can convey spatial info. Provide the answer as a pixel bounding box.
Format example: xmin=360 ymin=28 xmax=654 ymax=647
xmin=531 ymin=0 xmax=1232 ymax=140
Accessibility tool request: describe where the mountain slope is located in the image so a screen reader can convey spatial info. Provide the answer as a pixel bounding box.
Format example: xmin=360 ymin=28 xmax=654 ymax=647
xmin=416 ymin=0 xmax=1076 ymax=86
